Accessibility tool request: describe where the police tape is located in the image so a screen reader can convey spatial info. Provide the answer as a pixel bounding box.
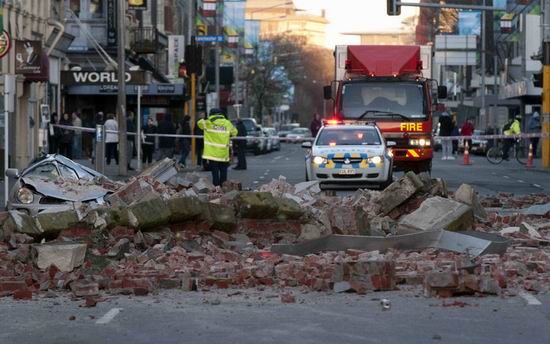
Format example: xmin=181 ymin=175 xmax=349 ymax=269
xmin=52 ymin=124 xmax=550 ymax=143
xmin=52 ymin=124 xmax=316 ymax=142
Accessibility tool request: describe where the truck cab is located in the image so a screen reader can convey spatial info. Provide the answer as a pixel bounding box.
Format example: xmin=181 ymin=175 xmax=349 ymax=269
xmin=326 ymin=45 xmax=447 ymax=173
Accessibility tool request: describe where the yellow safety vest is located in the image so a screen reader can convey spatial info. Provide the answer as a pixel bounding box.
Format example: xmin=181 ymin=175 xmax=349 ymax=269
xmin=198 ymin=115 xmax=237 ymax=162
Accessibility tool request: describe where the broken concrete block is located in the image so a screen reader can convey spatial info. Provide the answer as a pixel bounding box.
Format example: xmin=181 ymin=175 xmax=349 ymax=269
xmin=4 ymin=210 xmax=40 ymax=236
xmin=375 ymin=172 xmax=424 ymax=215
xmin=137 ymin=158 xmax=178 ymax=183
xmin=34 ymin=243 xmax=87 ymax=272
xmin=167 ymin=176 xmax=193 ymax=190
xmin=398 ymin=196 xmax=474 ymax=233
xmin=299 ymin=223 xmax=327 ymax=241
xmin=107 ymin=238 xmax=130 ymax=259
xmin=235 ymin=192 xmax=278 ymax=219
xmin=454 ymin=184 xmax=487 ymax=219
xmin=429 ymin=178 xmax=448 ymax=197
xmin=193 ymin=178 xmax=215 ymax=194
xmin=519 ymin=222 xmax=543 ymax=239
xmin=294 ymin=181 xmax=321 ymax=195
xmin=366 ymin=216 xmax=395 ymax=236
xmin=71 ymin=280 xmax=99 ymax=297
xmin=128 ymin=194 xmax=171 ymax=230
xmin=165 ymin=197 xmax=204 ymax=223
xmin=222 ymin=180 xmax=242 ymax=192
xmin=201 ymin=203 xmax=236 ymax=232
xmin=275 ymin=197 xmax=304 ymax=221
xmin=35 ymin=210 xmax=80 ymax=237
xmin=106 ymin=179 xmax=154 ymax=207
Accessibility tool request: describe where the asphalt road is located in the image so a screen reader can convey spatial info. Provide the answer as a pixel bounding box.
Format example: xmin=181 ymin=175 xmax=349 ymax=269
xmin=1 ymin=288 xmax=549 ymax=344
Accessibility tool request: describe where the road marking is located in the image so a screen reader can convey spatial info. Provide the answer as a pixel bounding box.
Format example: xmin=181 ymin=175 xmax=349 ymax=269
xmin=518 ymin=180 xmax=525 ymax=183
xmin=503 ymin=175 xmax=510 ymax=179
xmin=253 ymin=181 xmax=259 ymax=184
xmin=533 ymin=184 xmax=542 ymax=188
xmin=285 ymin=158 xmax=289 ymax=161
xmin=519 ymin=292 xmax=542 ymax=306
xmin=96 ymin=308 xmax=122 ymax=324
xmin=273 ymin=156 xmax=283 ymax=160
xmin=259 ymin=176 xmax=265 ymax=180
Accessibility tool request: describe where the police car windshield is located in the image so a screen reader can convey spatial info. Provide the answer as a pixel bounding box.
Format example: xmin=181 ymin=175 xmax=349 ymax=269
xmin=341 ymin=82 xmax=426 ymax=120
xmin=316 ymin=128 xmax=381 ymax=146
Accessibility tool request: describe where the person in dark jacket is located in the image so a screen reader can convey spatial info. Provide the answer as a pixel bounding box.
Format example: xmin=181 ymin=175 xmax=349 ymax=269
xmin=177 ymin=116 xmax=192 ymax=167
xmin=141 ymin=117 xmax=157 ymax=165
xmin=157 ymin=114 xmax=176 ymax=159
xmin=233 ymin=119 xmax=248 ymax=170
xmin=310 ymin=113 xmax=322 ymax=137
xmin=438 ymin=111 xmax=455 ymax=160
xmin=58 ymin=113 xmax=74 ymax=159
xmin=48 ymin=112 xmax=61 ymax=154
xmin=126 ymin=111 xmax=136 ymax=170
xmin=194 ymin=112 xmax=205 ymax=169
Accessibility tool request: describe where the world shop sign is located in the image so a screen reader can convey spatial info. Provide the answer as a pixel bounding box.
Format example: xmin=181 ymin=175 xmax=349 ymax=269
xmin=61 ymin=71 xmax=151 ymax=85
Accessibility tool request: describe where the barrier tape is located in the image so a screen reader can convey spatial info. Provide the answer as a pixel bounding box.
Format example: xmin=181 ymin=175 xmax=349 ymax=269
xmin=52 ymin=124 xmax=316 ymax=142
xmin=52 ymin=124 xmax=550 ymax=143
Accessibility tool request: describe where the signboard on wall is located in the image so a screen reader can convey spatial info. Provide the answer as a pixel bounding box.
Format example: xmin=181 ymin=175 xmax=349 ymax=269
xmin=107 ymin=0 xmax=117 ymax=46
xmin=15 ymin=40 xmax=43 ymax=74
xmin=128 ymin=0 xmax=147 ymax=10
xmin=61 ymin=70 xmax=151 ymax=85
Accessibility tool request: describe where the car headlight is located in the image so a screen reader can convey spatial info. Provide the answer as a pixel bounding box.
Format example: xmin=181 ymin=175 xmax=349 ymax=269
xmin=368 ymin=156 xmax=383 ymax=164
xmin=17 ymin=187 xmax=34 ymax=204
xmin=313 ymin=156 xmax=327 ymax=165
xmin=409 ymin=138 xmax=431 ymax=146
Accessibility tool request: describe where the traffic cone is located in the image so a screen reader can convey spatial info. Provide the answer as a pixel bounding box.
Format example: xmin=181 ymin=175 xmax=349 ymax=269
xmin=462 ymin=141 xmax=471 ymax=165
xmin=527 ymin=143 xmax=534 ymax=169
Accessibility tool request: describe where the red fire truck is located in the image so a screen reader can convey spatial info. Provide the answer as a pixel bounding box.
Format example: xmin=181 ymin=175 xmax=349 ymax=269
xmin=324 ymin=45 xmax=447 ymax=173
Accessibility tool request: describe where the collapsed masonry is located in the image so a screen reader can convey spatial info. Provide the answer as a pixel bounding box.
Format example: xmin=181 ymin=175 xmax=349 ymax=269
xmin=1 ymin=159 xmax=549 ymax=302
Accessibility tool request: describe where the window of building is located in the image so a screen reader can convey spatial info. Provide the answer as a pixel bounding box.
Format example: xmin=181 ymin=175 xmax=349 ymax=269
xmin=69 ymin=0 xmax=81 ymax=17
xmin=89 ymin=0 xmax=104 ymax=18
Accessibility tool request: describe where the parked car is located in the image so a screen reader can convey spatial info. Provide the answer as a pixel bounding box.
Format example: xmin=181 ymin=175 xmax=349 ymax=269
xmin=232 ymin=118 xmax=262 ymax=154
xmin=263 ymin=127 xmax=280 ymax=151
xmin=286 ymin=127 xmax=312 ymax=143
xmin=256 ymin=125 xmax=269 ymax=154
xmin=6 ymin=154 xmax=112 ymax=216
xmin=278 ymin=123 xmax=300 ymax=138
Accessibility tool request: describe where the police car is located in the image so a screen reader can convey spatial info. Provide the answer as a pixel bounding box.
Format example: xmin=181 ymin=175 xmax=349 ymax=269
xmin=301 ymin=121 xmax=395 ymax=189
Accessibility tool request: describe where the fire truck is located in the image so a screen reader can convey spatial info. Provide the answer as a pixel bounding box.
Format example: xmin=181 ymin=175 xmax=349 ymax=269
xmin=324 ymin=45 xmax=447 ymax=173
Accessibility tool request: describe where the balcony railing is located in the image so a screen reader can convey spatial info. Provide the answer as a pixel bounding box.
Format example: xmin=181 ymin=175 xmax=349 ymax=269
xmin=131 ymin=27 xmax=162 ymax=54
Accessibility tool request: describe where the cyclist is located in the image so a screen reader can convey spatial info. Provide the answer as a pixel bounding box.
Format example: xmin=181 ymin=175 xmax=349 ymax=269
xmin=502 ymin=114 xmax=521 ymax=161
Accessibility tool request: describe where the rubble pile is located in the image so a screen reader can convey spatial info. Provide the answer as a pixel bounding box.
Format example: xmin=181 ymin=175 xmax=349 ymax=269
xmin=0 ymin=160 xmax=549 ymax=302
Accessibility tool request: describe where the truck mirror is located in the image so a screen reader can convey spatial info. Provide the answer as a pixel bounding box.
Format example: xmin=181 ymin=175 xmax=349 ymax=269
xmin=323 ymin=85 xmax=332 ymax=100
xmin=437 ymin=86 xmax=448 ymax=99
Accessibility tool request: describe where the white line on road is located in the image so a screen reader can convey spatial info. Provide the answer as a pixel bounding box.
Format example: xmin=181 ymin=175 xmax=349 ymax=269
xmin=503 ymin=175 xmax=510 ymax=179
xmin=533 ymin=184 xmax=542 ymax=188
xmin=96 ymin=308 xmax=123 ymax=324
xmin=253 ymin=181 xmax=259 ymax=184
xmin=517 ymin=180 xmax=525 ymax=183
xmin=259 ymin=176 xmax=265 ymax=180
xmin=519 ymin=292 xmax=542 ymax=306
xmin=273 ymin=156 xmax=283 ymax=160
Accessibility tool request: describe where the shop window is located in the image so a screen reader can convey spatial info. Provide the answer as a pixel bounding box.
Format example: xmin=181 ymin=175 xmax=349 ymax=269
xmin=89 ymin=0 xmax=104 ymax=18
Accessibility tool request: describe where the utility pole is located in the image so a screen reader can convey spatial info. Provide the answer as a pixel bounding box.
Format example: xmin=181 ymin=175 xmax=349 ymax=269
xmin=543 ymin=0 xmax=550 ymax=168
xmin=215 ymin=0 xmax=221 ymax=108
xmin=117 ymin=0 xmax=128 ymax=175
xmin=481 ymin=0 xmax=486 ymax=128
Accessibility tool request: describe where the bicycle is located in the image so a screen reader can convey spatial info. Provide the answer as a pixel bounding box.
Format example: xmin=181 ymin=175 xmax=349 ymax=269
xmin=486 ymin=138 xmax=527 ymax=165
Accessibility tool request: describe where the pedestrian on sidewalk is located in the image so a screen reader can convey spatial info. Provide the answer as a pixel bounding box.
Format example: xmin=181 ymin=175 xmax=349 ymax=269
xmin=451 ymin=117 xmax=459 ymax=156
xmin=310 ymin=113 xmax=322 ymax=138
xmin=439 ymin=111 xmax=454 ymax=160
xmin=528 ymin=111 xmax=541 ymax=158
xmin=104 ymin=113 xmax=119 ymax=165
xmin=126 ymin=111 xmax=136 ymax=170
xmin=198 ymin=109 xmax=237 ymax=187
xmin=157 ymin=113 xmax=176 ymax=159
xmin=141 ymin=117 xmax=156 ymax=165
xmin=71 ymin=112 xmax=82 ymax=159
xmin=177 ymin=115 xmax=192 ymax=167
xmin=461 ymin=117 xmax=475 ymax=152
xmin=233 ymin=118 xmax=247 ymax=170
xmin=48 ymin=112 xmax=61 ymax=154
xmin=59 ymin=113 xmax=74 ymax=159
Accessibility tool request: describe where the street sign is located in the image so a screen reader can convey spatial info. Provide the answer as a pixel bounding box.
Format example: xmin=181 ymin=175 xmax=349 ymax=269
xmin=0 ymin=30 xmax=10 ymax=59
xmin=195 ymin=35 xmax=224 ymax=43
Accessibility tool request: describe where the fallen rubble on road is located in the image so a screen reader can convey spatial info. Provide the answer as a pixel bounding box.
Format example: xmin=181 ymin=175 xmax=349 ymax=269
xmin=0 ymin=160 xmax=549 ymax=302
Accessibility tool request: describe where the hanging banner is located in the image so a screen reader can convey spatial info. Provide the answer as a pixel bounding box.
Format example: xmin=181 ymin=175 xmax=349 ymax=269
xmin=244 ymin=20 xmax=260 ymax=55
xmin=128 ymin=0 xmax=147 ymax=10
xmin=0 ymin=30 xmax=10 ymax=59
xmin=168 ymin=35 xmax=186 ymax=80
xmin=15 ymin=40 xmax=42 ymax=74
xmin=107 ymin=0 xmax=117 ymax=46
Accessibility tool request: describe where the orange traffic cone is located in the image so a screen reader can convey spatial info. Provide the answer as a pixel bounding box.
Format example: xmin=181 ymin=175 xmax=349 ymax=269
xmin=462 ymin=141 xmax=471 ymax=165
xmin=526 ymin=143 xmax=534 ymax=169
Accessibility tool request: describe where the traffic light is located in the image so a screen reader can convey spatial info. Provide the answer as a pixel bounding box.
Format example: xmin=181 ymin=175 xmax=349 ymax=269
xmin=387 ymin=0 xmax=401 ymax=16
xmin=185 ymin=44 xmax=203 ymax=76
xmin=534 ymin=69 xmax=543 ymax=88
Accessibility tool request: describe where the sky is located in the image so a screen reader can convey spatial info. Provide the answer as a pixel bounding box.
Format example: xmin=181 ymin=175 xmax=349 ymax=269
xmin=293 ymin=0 xmax=420 ymax=48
